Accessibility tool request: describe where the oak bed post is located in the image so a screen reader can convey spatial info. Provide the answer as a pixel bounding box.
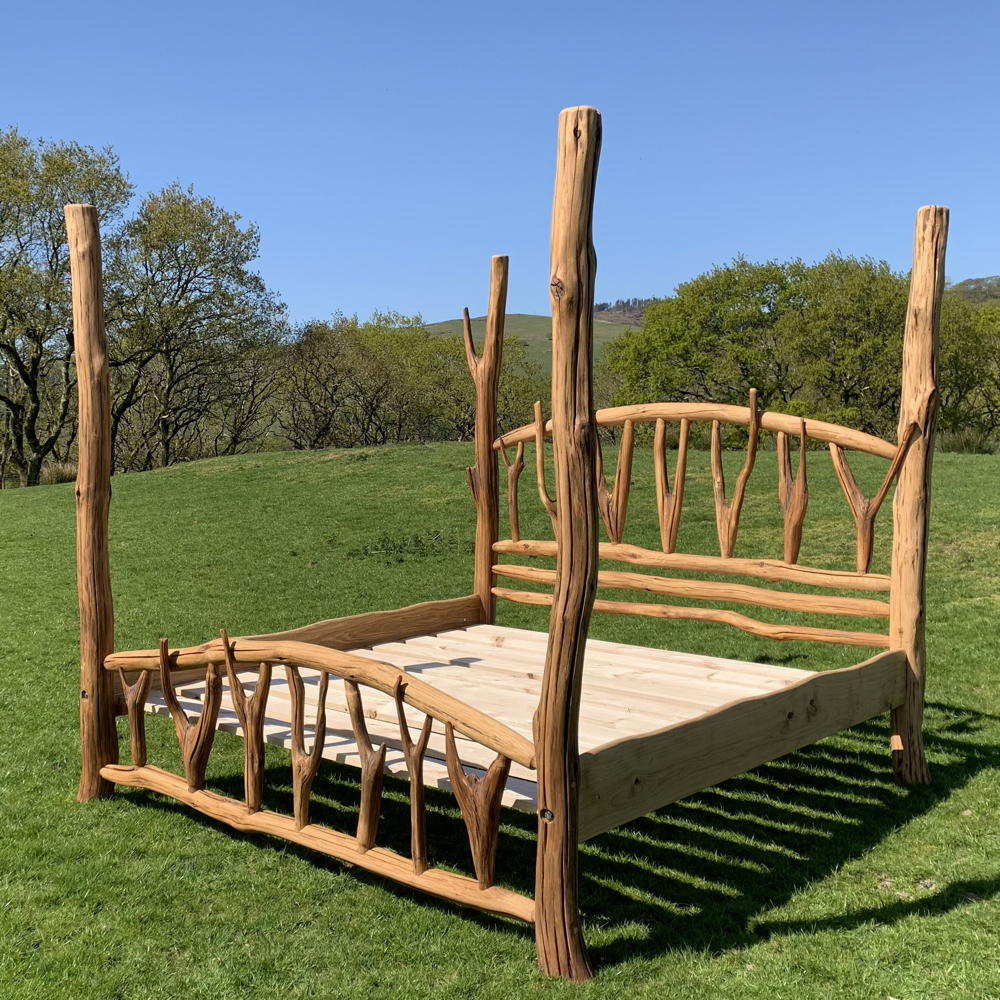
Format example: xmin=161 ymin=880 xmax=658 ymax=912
xmin=534 ymin=106 xmax=601 ymax=982
xmin=66 ymin=204 xmax=119 ymax=801
xmin=889 ymin=205 xmax=948 ymax=785
xmin=464 ymin=255 xmax=509 ymax=623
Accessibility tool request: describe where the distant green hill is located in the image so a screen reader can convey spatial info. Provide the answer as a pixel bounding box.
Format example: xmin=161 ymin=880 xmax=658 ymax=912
xmin=948 ymin=276 xmax=1000 ymax=303
xmin=425 ymin=313 xmax=636 ymax=368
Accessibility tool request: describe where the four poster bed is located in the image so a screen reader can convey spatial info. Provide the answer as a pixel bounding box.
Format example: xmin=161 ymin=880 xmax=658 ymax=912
xmin=69 ymin=106 xmax=948 ymax=981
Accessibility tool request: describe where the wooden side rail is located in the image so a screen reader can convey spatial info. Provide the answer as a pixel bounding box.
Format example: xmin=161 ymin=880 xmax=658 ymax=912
xmin=245 ymin=594 xmax=484 ymax=650
xmin=494 ymin=539 xmax=891 ymax=591
xmin=106 ymin=637 xmax=535 ymax=769
xmin=100 ymin=765 xmax=534 ymax=923
xmin=577 ymin=649 xmax=908 ymax=840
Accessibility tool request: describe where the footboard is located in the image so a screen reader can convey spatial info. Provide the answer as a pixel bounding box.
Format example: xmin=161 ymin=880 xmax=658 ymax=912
xmin=102 ymin=636 xmax=535 ymax=922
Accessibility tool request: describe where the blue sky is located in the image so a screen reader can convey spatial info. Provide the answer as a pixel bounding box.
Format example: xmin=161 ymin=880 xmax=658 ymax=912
xmin=6 ymin=1 xmax=997 ymax=323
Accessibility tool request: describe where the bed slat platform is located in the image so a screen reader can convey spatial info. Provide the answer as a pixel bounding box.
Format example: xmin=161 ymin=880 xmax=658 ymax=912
xmin=143 ymin=624 xmax=906 ymax=840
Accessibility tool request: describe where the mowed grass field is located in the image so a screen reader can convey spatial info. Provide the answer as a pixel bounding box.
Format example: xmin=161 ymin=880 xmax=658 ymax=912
xmin=426 ymin=313 xmax=634 ymax=367
xmin=1 ymin=441 xmax=998 ymax=999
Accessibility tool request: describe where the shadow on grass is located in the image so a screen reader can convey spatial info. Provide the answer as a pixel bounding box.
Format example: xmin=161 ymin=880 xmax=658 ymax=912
xmin=119 ymin=700 xmax=999 ymax=973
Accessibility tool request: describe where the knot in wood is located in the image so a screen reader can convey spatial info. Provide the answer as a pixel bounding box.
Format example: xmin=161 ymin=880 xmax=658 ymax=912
xmin=540 ymin=808 xmax=555 ymax=821
xmin=550 ymin=277 xmax=565 ymax=300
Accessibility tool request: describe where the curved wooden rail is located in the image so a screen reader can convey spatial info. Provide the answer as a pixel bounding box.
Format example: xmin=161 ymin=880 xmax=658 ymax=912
xmin=105 ymin=638 xmax=535 ymax=769
xmin=496 ymin=402 xmax=898 ymax=459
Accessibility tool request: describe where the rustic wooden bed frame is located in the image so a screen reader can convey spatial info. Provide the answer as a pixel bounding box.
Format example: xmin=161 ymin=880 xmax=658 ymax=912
xmin=70 ymin=107 xmax=948 ymax=981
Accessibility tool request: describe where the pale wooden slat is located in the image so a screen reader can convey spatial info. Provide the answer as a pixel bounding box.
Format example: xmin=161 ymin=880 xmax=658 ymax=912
xmin=460 ymin=624 xmax=816 ymax=681
xmin=395 ymin=633 xmax=798 ymax=710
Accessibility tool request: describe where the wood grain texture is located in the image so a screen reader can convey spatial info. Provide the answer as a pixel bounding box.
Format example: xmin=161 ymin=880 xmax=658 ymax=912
xmin=464 ymin=256 xmax=509 ymax=621
xmin=654 ymin=417 xmax=689 ymax=553
xmin=286 ymin=664 xmax=328 ymax=829
xmin=116 ymin=668 xmax=151 ymax=767
xmin=533 ymin=105 xmax=601 ymax=982
xmin=890 ymin=205 xmax=948 ymax=785
xmin=711 ymin=389 xmax=760 ymax=558
xmin=492 ymin=563 xmax=889 ymax=617
xmin=533 ymin=400 xmax=558 ymax=530
xmin=394 ymin=678 xmax=434 ymax=874
xmin=578 ymin=649 xmax=907 ymax=840
xmin=494 ymin=538 xmax=891 ymax=592
xmin=777 ymin=421 xmax=808 ymax=564
xmin=107 ymin=637 xmax=535 ymax=768
xmin=159 ymin=640 xmax=223 ymax=791
xmin=222 ymin=630 xmax=271 ymax=813
xmin=499 ymin=441 xmax=525 ymax=542
xmin=67 ymin=204 xmax=118 ymax=800
xmin=596 ymin=418 xmax=634 ymax=543
xmin=100 ymin=764 xmax=534 ymax=922
xmin=445 ymin=723 xmax=511 ymax=889
xmin=344 ymin=680 xmax=386 ymax=851
xmin=245 ymin=594 xmax=483 ymax=650
xmin=831 ymin=421 xmax=920 ymax=573
xmin=497 ymin=403 xmax=898 ymax=459
xmin=493 ymin=587 xmax=889 ymax=647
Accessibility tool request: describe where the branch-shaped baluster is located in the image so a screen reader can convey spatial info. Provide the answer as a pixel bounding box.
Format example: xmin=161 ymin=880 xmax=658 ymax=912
xmin=596 ymin=419 xmax=635 ymax=544
xmin=444 ymin=723 xmax=511 ymax=889
xmin=286 ymin=664 xmax=329 ymax=830
xmin=393 ymin=677 xmax=434 ymax=875
xmin=221 ymin=630 xmax=271 ymax=814
xmin=654 ymin=417 xmax=689 ymax=553
xmin=116 ymin=667 xmax=151 ymax=766
xmin=777 ymin=419 xmax=809 ymax=564
xmin=345 ymin=680 xmax=386 ymax=852
xmin=499 ymin=441 xmax=525 ymax=542
xmin=830 ymin=421 xmax=921 ymax=573
xmin=534 ymin=400 xmax=558 ymax=530
xmin=158 ymin=638 xmax=222 ymax=791
xmin=710 ymin=388 xmax=761 ymax=558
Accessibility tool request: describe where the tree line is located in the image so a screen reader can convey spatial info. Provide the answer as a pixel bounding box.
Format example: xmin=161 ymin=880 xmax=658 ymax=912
xmin=598 ymin=255 xmax=1000 ymax=450
xmin=3 ymin=128 xmax=997 ymax=488
xmin=0 ymin=130 xmax=545 ymax=487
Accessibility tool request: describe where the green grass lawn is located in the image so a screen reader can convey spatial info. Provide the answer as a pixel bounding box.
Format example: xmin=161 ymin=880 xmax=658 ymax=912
xmin=426 ymin=313 xmax=634 ymax=368
xmin=1 ymin=442 xmax=997 ymax=999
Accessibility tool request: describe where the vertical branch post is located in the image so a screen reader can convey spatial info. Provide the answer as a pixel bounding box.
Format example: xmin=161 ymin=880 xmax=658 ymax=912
xmin=67 ymin=204 xmax=119 ymax=800
xmin=890 ymin=205 xmax=948 ymax=785
xmin=534 ymin=106 xmax=601 ymax=983
xmin=465 ymin=256 xmax=509 ymax=623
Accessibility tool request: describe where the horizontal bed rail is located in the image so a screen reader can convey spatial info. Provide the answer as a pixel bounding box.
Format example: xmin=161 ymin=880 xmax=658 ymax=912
xmin=493 ymin=587 xmax=891 ymax=648
xmin=496 ymin=402 xmax=899 ymax=459
xmin=493 ymin=563 xmax=890 ymax=618
xmin=493 ymin=539 xmax=892 ymax=592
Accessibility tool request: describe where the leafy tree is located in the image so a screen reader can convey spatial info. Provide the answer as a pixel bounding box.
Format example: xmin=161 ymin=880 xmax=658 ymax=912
xmin=0 ymin=129 xmax=132 ymax=485
xmin=105 ymin=184 xmax=286 ymax=470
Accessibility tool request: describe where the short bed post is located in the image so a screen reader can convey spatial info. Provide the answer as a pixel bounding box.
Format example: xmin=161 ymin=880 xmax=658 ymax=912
xmin=890 ymin=205 xmax=948 ymax=785
xmin=465 ymin=255 xmax=509 ymax=623
xmin=534 ymin=106 xmax=601 ymax=982
xmin=67 ymin=204 xmax=118 ymax=800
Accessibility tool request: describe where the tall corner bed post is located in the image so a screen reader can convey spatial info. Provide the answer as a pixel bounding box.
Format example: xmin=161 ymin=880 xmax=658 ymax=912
xmin=890 ymin=204 xmax=948 ymax=785
xmin=534 ymin=106 xmax=601 ymax=982
xmin=465 ymin=255 xmax=509 ymax=623
xmin=66 ymin=203 xmax=119 ymax=801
